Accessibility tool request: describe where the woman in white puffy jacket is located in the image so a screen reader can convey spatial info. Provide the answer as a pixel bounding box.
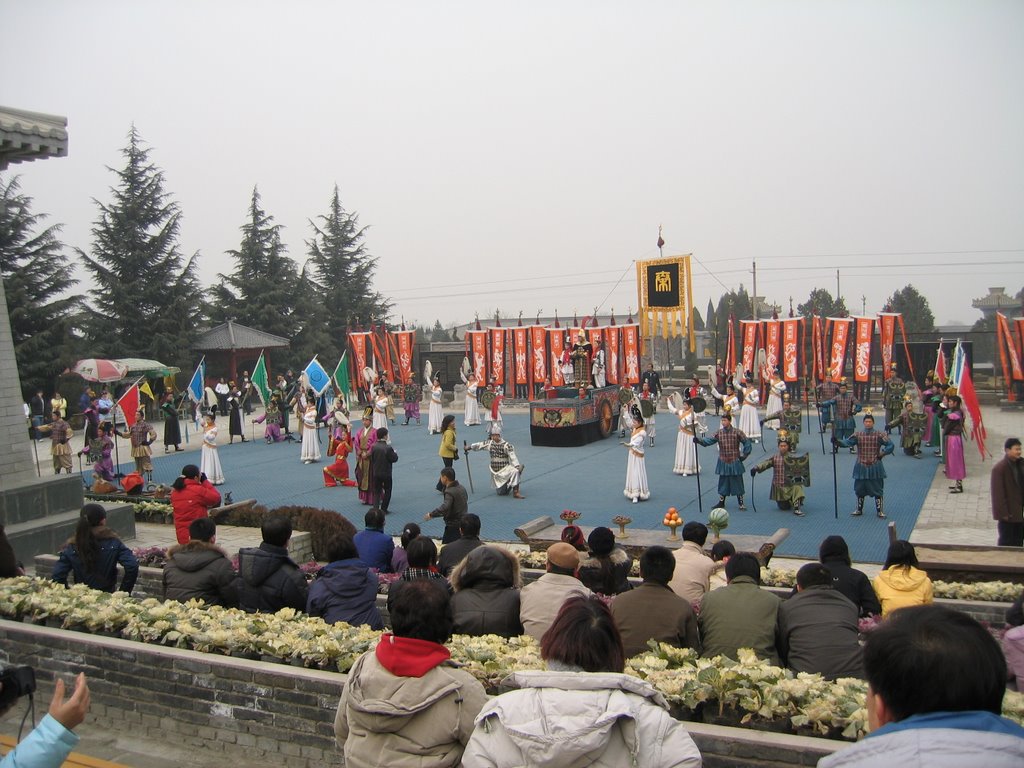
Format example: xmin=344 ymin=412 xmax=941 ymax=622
xmin=462 ymin=596 xmax=702 ymax=768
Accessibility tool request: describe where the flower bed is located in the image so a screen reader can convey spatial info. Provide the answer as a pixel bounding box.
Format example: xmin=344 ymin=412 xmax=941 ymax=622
xmin=3 ymin=576 xmax=1022 ymax=741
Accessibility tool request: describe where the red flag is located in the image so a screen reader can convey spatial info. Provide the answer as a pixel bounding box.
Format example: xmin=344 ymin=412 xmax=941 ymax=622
xmin=878 ymin=313 xmax=897 ymax=379
xmin=117 ymin=384 xmax=140 ymax=429
xmin=935 ymin=343 xmax=947 ymax=384
xmin=957 ymin=365 xmax=988 ymax=460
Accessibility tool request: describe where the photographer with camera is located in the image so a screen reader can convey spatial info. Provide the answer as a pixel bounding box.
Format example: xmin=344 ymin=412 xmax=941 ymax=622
xmin=1 ymin=669 xmax=90 ymax=767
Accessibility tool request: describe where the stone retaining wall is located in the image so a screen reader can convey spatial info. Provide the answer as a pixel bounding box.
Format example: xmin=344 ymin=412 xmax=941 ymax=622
xmin=0 ymin=620 xmax=842 ymax=768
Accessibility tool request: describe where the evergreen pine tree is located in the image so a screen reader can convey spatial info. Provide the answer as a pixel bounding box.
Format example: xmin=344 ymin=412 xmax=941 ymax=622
xmin=0 ymin=175 xmax=79 ymax=395
xmin=76 ymin=127 xmax=202 ymax=368
xmin=212 ymin=186 xmax=299 ymax=340
xmin=305 ymin=185 xmax=390 ymax=362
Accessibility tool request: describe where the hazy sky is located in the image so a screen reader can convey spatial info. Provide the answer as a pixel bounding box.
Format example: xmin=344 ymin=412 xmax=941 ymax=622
xmin=2 ymin=0 xmax=1022 ymax=330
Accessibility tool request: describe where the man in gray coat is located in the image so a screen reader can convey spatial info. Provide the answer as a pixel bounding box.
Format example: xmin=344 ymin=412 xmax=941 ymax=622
xmin=698 ymin=552 xmax=781 ymax=664
xmin=778 ymin=563 xmax=863 ymax=680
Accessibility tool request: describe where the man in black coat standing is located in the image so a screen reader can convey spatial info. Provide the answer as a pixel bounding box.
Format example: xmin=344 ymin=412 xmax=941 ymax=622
xmin=992 ymin=437 xmax=1024 ymax=547
xmin=369 ymin=427 xmax=399 ymax=514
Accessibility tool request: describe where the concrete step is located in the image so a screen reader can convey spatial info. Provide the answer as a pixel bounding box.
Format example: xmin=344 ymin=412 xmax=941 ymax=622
xmin=0 ymin=474 xmax=84 ymax=525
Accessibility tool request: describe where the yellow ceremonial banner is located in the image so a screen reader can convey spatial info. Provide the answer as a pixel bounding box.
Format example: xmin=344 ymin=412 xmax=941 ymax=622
xmin=635 ymin=255 xmax=695 ymax=351
xmin=139 ymin=380 xmax=156 ymax=401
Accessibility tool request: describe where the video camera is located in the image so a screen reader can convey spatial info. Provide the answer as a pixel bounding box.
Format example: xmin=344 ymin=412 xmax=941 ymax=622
xmin=0 ymin=664 xmax=36 ymax=710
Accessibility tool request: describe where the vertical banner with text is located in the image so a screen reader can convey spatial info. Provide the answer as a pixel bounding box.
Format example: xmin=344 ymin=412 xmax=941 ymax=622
xmin=622 ymin=324 xmax=641 ymax=385
xmin=853 ymin=317 xmax=875 ymax=383
xmin=605 ymin=326 xmax=620 ymax=385
xmin=740 ymin=320 xmax=759 ymax=374
xmin=782 ymin=319 xmax=800 ymax=381
xmin=530 ymin=326 xmax=548 ymax=384
xmin=349 ymin=332 xmax=370 ymax=381
xmin=466 ymin=330 xmax=487 ymax=382
xmin=513 ymin=327 xmax=529 ymax=386
xmin=878 ymin=313 xmax=897 ymax=379
xmin=393 ymin=330 xmax=415 ymax=384
xmin=549 ymin=330 xmax=566 ymax=386
xmin=763 ymin=319 xmax=781 ymax=374
xmin=829 ymin=318 xmax=853 ymax=382
xmin=488 ymin=328 xmax=505 ymax=385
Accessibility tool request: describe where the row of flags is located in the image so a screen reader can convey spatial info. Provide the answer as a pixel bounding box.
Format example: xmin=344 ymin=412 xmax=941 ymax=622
xmin=935 ymin=339 xmax=987 ymax=460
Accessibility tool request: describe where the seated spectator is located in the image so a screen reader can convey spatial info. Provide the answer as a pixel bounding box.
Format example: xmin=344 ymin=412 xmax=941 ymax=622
xmin=873 ymin=540 xmax=933 ymax=616
xmin=438 ymin=513 xmax=484 ymax=576
xmin=778 ymin=563 xmax=863 ymax=680
xmin=668 ymin=522 xmax=717 ymax=606
xmin=519 ymin=542 xmax=592 ymax=641
xmin=708 ymin=539 xmax=735 ymax=591
xmin=1004 ymin=589 xmax=1024 ymax=691
xmin=610 ymin=545 xmax=699 ymax=658
xmin=560 ymin=524 xmax=588 ymax=551
xmin=354 ymin=508 xmax=394 ymax=573
xmin=699 ymin=552 xmax=781 ymax=664
xmin=170 ymin=464 xmax=221 ymax=546
xmin=463 ymin=596 xmax=702 ymax=767
xmin=391 ymin=522 xmax=420 ymax=575
xmin=450 ymin=546 xmax=523 ymax=638
xmin=818 ymin=535 xmax=881 ymax=617
xmin=396 ymin=537 xmax=451 ymax=592
xmin=52 ymin=504 xmax=138 ymax=594
xmin=163 ymin=518 xmax=241 ymax=607
xmin=335 ymin=580 xmax=488 ymax=767
xmin=0 ymin=671 xmax=90 ymax=767
xmin=577 ymin=526 xmax=633 ymax=595
xmin=819 ymin=605 xmax=1024 ymax=767
xmin=238 ymin=515 xmax=308 ymax=613
xmin=307 ymin=532 xmax=383 ymax=630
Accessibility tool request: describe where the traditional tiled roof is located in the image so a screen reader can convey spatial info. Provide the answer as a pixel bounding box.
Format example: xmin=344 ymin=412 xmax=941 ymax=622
xmin=971 ymin=287 xmax=1016 ymax=310
xmin=193 ymin=320 xmax=289 ymax=351
xmin=0 ymin=106 xmax=68 ymax=169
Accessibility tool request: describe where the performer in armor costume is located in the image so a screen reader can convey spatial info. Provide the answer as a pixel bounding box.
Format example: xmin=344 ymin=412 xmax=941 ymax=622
xmin=821 ymin=381 xmax=860 ymax=452
xmin=885 ymin=399 xmax=923 ymax=457
xmin=467 ymin=425 xmax=525 ymax=499
xmin=940 ymin=393 xmax=966 ymax=493
xmin=736 ymin=377 xmax=761 ymax=441
xmin=592 ymin=340 xmax=607 ymax=388
xmin=124 ymin=409 xmax=157 ymax=476
xmin=751 ymin=436 xmax=806 ymax=516
xmin=667 ymin=397 xmax=701 ymax=476
xmin=696 ymin=413 xmax=752 ymax=511
xmin=639 ymin=380 xmax=657 ymax=446
xmin=622 ymin=407 xmax=650 ymax=503
xmin=570 ymin=333 xmax=592 ymax=388
xmin=255 ymin=396 xmax=291 ymax=443
xmin=835 ymin=413 xmax=894 ymax=518
xmin=38 ymin=411 xmax=73 ymax=474
xmin=160 ymin=393 xmax=183 ymax=452
xmin=816 ymin=379 xmax=839 ymax=433
xmin=460 ymin=371 xmax=481 ymax=426
xmin=763 ymin=371 xmax=787 ymax=428
xmin=354 ymin=415 xmax=378 ymax=504
xmin=427 ymin=376 xmax=444 ymax=434
xmin=402 ymin=378 xmax=421 ymax=425
xmin=371 ymin=386 xmax=389 ymax=431
xmin=484 ymin=384 xmax=504 ymax=434
xmin=763 ymin=394 xmax=802 ymax=451
xmin=559 ymin=342 xmax=574 ymax=386
xmin=882 ymin=365 xmax=906 ymax=429
xmin=922 ymin=374 xmax=944 ymax=452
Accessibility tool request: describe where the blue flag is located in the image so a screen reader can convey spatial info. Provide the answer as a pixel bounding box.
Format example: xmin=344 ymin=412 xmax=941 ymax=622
xmin=187 ymin=357 xmax=206 ymax=403
xmin=304 ymin=357 xmax=331 ymax=396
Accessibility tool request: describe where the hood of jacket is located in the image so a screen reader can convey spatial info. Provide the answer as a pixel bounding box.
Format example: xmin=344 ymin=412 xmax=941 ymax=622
xmin=315 ymin=559 xmax=377 ymax=601
xmin=239 ymin=543 xmax=293 ymax=588
xmin=167 ymin=540 xmax=230 ymax=573
xmin=475 ymin=670 xmax=668 ymax=765
xmin=450 ymin=546 xmax=518 ymax=591
xmin=876 ymin=565 xmax=929 ymax=593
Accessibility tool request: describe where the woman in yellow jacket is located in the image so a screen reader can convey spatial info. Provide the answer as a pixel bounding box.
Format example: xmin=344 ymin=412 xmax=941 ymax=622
xmin=873 ymin=540 xmax=934 ymax=616
xmin=436 ymin=414 xmax=458 ymax=491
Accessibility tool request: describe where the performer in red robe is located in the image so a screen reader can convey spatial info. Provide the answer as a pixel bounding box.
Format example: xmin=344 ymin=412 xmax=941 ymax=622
xmin=323 ymin=426 xmax=357 ymax=487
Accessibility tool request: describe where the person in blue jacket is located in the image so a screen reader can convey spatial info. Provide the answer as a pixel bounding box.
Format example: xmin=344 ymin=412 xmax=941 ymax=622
xmin=0 ymin=672 xmax=90 ymax=767
xmin=51 ymin=504 xmax=138 ymax=594
xmin=353 ymin=508 xmax=394 ymax=573
xmin=306 ymin=533 xmax=383 ymax=630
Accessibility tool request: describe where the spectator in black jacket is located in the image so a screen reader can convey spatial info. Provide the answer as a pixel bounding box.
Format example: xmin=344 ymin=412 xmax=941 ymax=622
xmin=52 ymin=504 xmax=138 ymax=594
xmin=238 ymin=515 xmax=308 ymax=613
xmin=369 ymin=428 xmax=398 ymax=513
xmin=818 ymin=535 xmax=881 ymax=617
xmin=577 ymin=527 xmax=634 ymax=596
xmin=450 ymin=545 xmax=523 ymax=637
xmin=438 ymin=514 xmax=484 ymax=576
xmin=163 ymin=518 xmax=241 ymax=607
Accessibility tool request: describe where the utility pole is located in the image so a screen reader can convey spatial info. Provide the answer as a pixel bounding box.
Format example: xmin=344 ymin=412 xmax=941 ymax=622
xmin=861 ymin=295 xmax=867 ymax=315
xmin=752 ymin=260 xmax=759 ymax=320
xmin=836 ymin=270 xmax=841 ymax=304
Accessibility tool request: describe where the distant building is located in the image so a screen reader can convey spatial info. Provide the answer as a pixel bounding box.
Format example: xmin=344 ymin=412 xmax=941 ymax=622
xmin=971 ymin=287 xmax=1019 ymax=320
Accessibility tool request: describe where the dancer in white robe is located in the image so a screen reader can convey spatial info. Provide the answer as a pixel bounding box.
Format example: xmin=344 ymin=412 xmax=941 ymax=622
xmin=371 ymin=388 xmax=389 ymax=431
xmin=460 ymin=371 xmax=481 ymax=426
xmin=200 ymin=415 xmax=224 ymax=485
xmin=667 ymin=399 xmax=701 ymax=476
xmin=300 ymin=404 xmax=321 ymax=463
xmin=427 ymin=377 xmax=444 ymax=434
xmin=737 ymin=381 xmax=761 ymax=441
xmin=623 ymin=411 xmax=650 ymax=503
xmin=764 ymin=373 xmax=787 ymax=429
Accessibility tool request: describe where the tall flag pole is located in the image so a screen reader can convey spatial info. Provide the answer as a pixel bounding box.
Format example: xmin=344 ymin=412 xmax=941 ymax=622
xmin=333 ymin=351 xmax=351 ymax=407
xmin=251 ymin=350 xmax=271 ymax=406
xmin=949 ymin=339 xmax=988 ymax=460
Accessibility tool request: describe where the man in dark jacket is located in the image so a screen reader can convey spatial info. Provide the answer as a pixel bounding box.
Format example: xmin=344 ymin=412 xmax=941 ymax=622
xmin=610 ymin=545 xmax=698 ymax=658
xmin=163 ymin=518 xmax=240 ymax=607
xmin=424 ymin=468 xmax=469 ymax=544
xmin=307 ymin=532 xmax=383 ymax=629
xmin=450 ymin=545 xmax=522 ymax=638
xmin=817 ymin=535 xmax=881 ymax=617
xmin=353 ymin=508 xmax=394 ymax=573
xmin=778 ymin=563 xmax=864 ymax=680
xmin=438 ymin=514 xmax=483 ymax=576
xmin=237 ymin=515 xmax=308 ymax=613
xmin=369 ymin=428 xmax=398 ymax=513
xmin=992 ymin=437 xmax=1024 ymax=547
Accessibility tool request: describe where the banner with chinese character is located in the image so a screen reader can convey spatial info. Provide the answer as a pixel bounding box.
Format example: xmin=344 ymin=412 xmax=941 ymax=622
xmin=622 ymin=324 xmax=641 ymax=385
xmin=549 ymin=329 xmax=566 ymax=386
xmin=349 ymin=332 xmax=370 ymax=381
xmin=466 ymin=330 xmax=487 ymax=382
xmin=725 ymin=315 xmax=736 ymax=374
xmin=488 ymin=328 xmax=505 ymax=385
xmin=636 ymin=255 xmax=696 ymax=351
xmin=811 ymin=316 xmax=823 ymax=382
xmin=392 ymin=330 xmax=415 ymax=385
xmin=997 ymin=313 xmax=1023 ymax=382
xmin=530 ymin=326 xmax=548 ymax=383
xmin=782 ymin=318 xmax=800 ymax=381
xmin=828 ymin=318 xmax=853 ymax=382
xmin=740 ymin=320 xmax=759 ymax=374
xmin=853 ymin=316 xmax=874 ymax=383
xmin=513 ymin=327 xmax=529 ymax=385
xmin=878 ymin=313 xmax=896 ymax=380
xmin=605 ymin=326 xmax=620 ymax=385
xmin=763 ymin=319 xmax=781 ymax=375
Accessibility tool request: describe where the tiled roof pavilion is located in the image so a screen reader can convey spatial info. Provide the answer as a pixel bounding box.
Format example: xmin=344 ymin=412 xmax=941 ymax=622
xmin=193 ymin=320 xmax=289 ymax=381
xmin=0 ymin=105 xmax=68 ymax=170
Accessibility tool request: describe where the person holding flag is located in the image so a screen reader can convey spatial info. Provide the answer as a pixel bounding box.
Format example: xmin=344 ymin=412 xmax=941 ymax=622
xmin=939 ymin=393 xmax=967 ymax=493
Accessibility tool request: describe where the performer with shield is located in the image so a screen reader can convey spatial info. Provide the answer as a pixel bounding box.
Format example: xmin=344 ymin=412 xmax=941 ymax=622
xmin=816 ymin=378 xmax=839 ymax=433
xmin=883 ymin=364 xmax=906 ymax=429
xmin=466 ymin=425 xmax=525 ymax=499
xmin=821 ymin=380 xmax=860 ymax=452
xmin=763 ymin=393 xmax=803 ymax=451
xmin=834 ymin=412 xmax=894 ymax=518
xmin=696 ymin=412 xmax=752 ymax=511
xmin=750 ymin=434 xmax=808 ymax=516
xmin=886 ymin=398 xmax=924 ymax=457
xmin=402 ymin=376 xmax=421 ymax=426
